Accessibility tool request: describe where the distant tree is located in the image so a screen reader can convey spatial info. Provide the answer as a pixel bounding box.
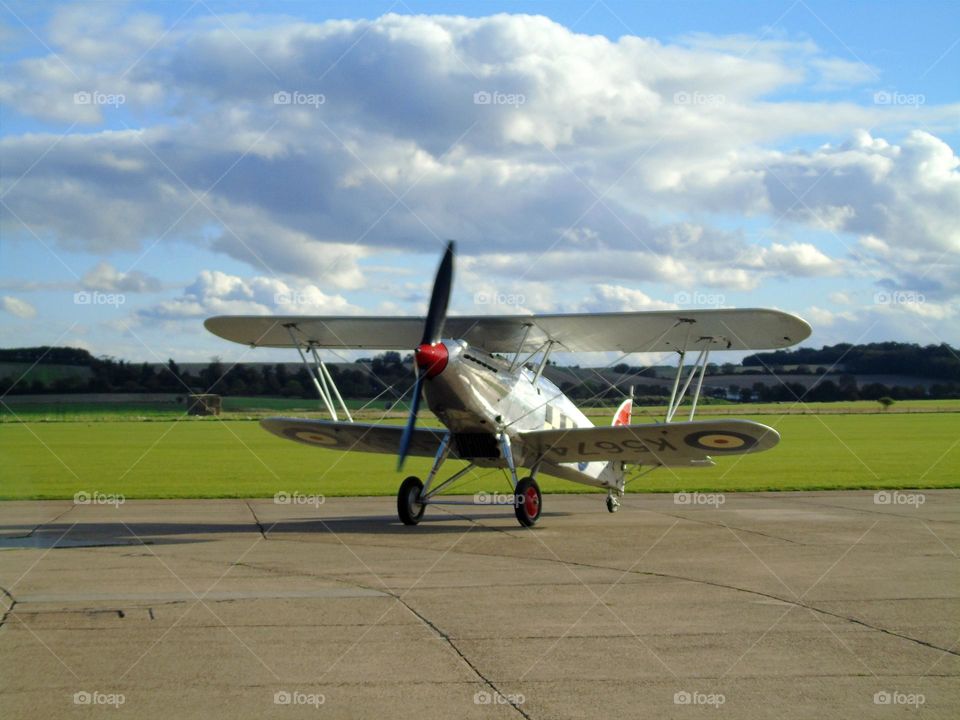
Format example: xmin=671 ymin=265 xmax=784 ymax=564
xmin=809 ymin=380 xmax=839 ymax=402
xmin=281 ymin=379 xmax=304 ymax=397
xmin=860 ymin=382 xmax=891 ymax=400
xmin=837 ymin=373 xmax=859 ymax=400
xmin=200 ymin=357 xmax=224 ymax=391
xmin=878 ymin=396 xmax=895 ymax=411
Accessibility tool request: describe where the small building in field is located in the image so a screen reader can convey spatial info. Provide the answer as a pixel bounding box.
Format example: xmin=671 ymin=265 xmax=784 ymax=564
xmin=188 ymin=393 xmax=222 ymax=416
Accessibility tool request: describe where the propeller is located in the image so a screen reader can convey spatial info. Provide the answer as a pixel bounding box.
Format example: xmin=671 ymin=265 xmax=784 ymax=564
xmin=397 ymin=241 xmax=455 ymax=470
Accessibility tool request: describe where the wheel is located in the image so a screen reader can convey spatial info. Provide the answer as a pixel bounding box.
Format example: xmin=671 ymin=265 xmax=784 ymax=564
xmin=514 ymin=477 xmax=542 ymax=527
xmin=605 ymin=493 xmax=621 ymax=513
xmin=397 ymin=476 xmax=425 ymax=525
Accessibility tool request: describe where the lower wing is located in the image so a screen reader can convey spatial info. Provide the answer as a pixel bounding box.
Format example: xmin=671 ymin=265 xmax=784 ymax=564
xmin=519 ymin=419 xmax=780 ymax=467
xmin=260 ymin=418 xmax=446 ymax=457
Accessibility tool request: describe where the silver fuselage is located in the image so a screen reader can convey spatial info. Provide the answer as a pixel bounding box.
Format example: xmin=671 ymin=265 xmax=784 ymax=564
xmin=422 ymin=340 xmax=620 ymax=488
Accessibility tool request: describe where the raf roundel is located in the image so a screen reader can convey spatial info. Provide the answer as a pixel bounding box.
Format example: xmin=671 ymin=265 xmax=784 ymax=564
xmin=683 ymin=431 xmax=758 ymax=453
xmin=284 ymin=428 xmax=338 ymax=446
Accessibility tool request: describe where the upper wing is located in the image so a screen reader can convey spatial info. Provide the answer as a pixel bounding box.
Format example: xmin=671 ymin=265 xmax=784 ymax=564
xmin=260 ymin=418 xmax=445 ymax=457
xmin=205 ymin=308 xmax=810 ymax=353
xmin=518 ymin=419 xmax=780 ymax=467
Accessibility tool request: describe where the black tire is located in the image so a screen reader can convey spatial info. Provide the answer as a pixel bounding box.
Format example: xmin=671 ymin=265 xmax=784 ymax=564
xmin=398 ymin=476 xmax=425 ymax=525
xmin=514 ymin=477 xmax=542 ymax=527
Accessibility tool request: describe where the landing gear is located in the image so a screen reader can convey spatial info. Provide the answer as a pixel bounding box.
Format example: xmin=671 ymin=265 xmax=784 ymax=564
xmin=395 ymin=433 xmax=545 ymax=527
xmin=605 ymin=490 xmax=621 ymax=513
xmin=514 ymin=477 xmax=542 ymax=527
xmin=397 ymin=476 xmax=425 ymax=525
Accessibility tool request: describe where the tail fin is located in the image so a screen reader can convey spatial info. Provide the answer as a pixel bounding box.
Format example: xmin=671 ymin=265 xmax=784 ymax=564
xmin=612 ymin=397 xmax=632 ymax=426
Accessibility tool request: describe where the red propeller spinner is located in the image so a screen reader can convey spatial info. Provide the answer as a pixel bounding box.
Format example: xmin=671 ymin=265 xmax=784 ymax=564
xmin=414 ymin=342 xmax=448 ymax=378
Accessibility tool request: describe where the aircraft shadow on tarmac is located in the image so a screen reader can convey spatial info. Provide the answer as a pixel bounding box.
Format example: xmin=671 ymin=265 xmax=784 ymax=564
xmin=0 ymin=512 xmax=572 ymax=547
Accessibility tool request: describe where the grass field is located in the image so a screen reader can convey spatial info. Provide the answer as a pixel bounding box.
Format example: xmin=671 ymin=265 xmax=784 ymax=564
xmin=0 ymin=395 xmax=390 ymax=421
xmin=3 ymin=397 xmax=958 ymax=423
xmin=1 ymin=409 xmax=957 ymax=500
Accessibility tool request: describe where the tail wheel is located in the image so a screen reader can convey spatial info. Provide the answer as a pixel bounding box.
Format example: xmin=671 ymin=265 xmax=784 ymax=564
xmin=514 ymin=477 xmax=542 ymax=527
xmin=398 ymin=476 xmax=425 ymax=525
xmin=606 ymin=493 xmax=621 ymax=513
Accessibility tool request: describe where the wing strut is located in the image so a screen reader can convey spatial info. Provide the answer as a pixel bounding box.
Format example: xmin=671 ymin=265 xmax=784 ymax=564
xmin=664 ymin=328 xmax=714 ymax=423
xmin=508 ymin=323 xmax=535 ymax=372
xmin=284 ymin=324 xmax=354 ymax=422
xmin=532 ymin=340 xmax=555 ymax=386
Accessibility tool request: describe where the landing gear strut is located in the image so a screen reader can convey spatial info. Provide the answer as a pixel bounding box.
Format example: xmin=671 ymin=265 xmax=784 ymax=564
xmin=394 ymin=432 xmax=545 ymax=527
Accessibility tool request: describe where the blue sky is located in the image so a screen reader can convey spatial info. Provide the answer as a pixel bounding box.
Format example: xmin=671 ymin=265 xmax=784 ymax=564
xmin=1 ymin=1 xmax=958 ymax=364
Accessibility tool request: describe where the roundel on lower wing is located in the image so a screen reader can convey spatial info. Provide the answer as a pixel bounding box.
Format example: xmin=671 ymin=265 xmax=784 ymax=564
xmin=283 ymin=428 xmax=338 ymax=446
xmin=684 ymin=430 xmax=757 ymax=452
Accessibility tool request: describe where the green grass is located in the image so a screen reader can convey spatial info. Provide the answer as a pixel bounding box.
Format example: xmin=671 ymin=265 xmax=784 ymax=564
xmin=1 ymin=412 xmax=957 ymax=500
xmin=0 ymin=395 xmax=400 ymax=422
xmin=4 ymin=397 xmax=957 ymax=424
xmin=610 ymin=398 xmax=960 ymax=418
xmin=1 ymin=402 xmax=185 ymax=420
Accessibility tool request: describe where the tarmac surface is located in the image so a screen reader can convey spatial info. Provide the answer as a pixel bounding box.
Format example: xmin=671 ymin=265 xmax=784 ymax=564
xmin=0 ymin=491 xmax=957 ymax=719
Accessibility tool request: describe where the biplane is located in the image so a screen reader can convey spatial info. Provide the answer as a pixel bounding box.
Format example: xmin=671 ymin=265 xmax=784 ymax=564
xmin=206 ymin=242 xmax=811 ymax=527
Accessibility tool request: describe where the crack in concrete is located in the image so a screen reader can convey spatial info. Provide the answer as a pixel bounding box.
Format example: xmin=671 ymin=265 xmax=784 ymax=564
xmin=238 ymin=533 xmax=960 ymax=661
xmin=0 ymin=585 xmax=16 ymax=631
xmin=2 ymin=502 xmax=78 ymax=540
xmin=244 ymin=500 xmax=267 ymax=540
xmin=641 ymin=510 xmax=804 ymax=544
xmin=399 ymin=599 xmax=534 ymax=719
xmin=749 ymin=493 xmax=960 ymax=525
xmin=221 ymin=559 xmax=533 ymax=717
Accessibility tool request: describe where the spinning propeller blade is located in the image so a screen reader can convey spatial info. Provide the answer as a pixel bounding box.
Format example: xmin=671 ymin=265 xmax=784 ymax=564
xmin=398 ymin=241 xmax=454 ymax=470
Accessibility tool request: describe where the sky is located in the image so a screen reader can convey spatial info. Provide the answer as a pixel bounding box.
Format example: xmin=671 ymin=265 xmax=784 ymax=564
xmin=1 ymin=0 xmax=958 ymax=366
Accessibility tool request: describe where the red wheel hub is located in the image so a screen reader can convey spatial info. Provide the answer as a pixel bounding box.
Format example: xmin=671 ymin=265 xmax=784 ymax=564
xmin=523 ymin=487 xmax=539 ymax=517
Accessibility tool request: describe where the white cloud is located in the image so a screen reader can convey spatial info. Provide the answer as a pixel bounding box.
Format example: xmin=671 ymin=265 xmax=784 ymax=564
xmin=580 ymin=284 xmax=677 ymax=312
xmin=0 ymin=296 xmax=37 ymax=319
xmin=82 ymin=262 xmax=162 ymax=292
xmin=140 ymin=270 xmax=358 ymax=321
xmin=748 ymin=242 xmax=840 ymax=277
xmin=805 ymin=305 xmax=857 ymax=327
xmin=0 ymin=10 xmax=957 ymax=350
xmin=810 ymin=57 xmax=877 ymax=90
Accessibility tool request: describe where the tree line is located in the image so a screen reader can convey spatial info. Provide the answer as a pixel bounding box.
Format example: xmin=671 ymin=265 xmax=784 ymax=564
xmin=0 ymin=348 xmax=414 ymax=401
xmin=1 ymin=344 xmax=958 ymax=402
xmin=744 ymin=342 xmax=959 ymax=380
